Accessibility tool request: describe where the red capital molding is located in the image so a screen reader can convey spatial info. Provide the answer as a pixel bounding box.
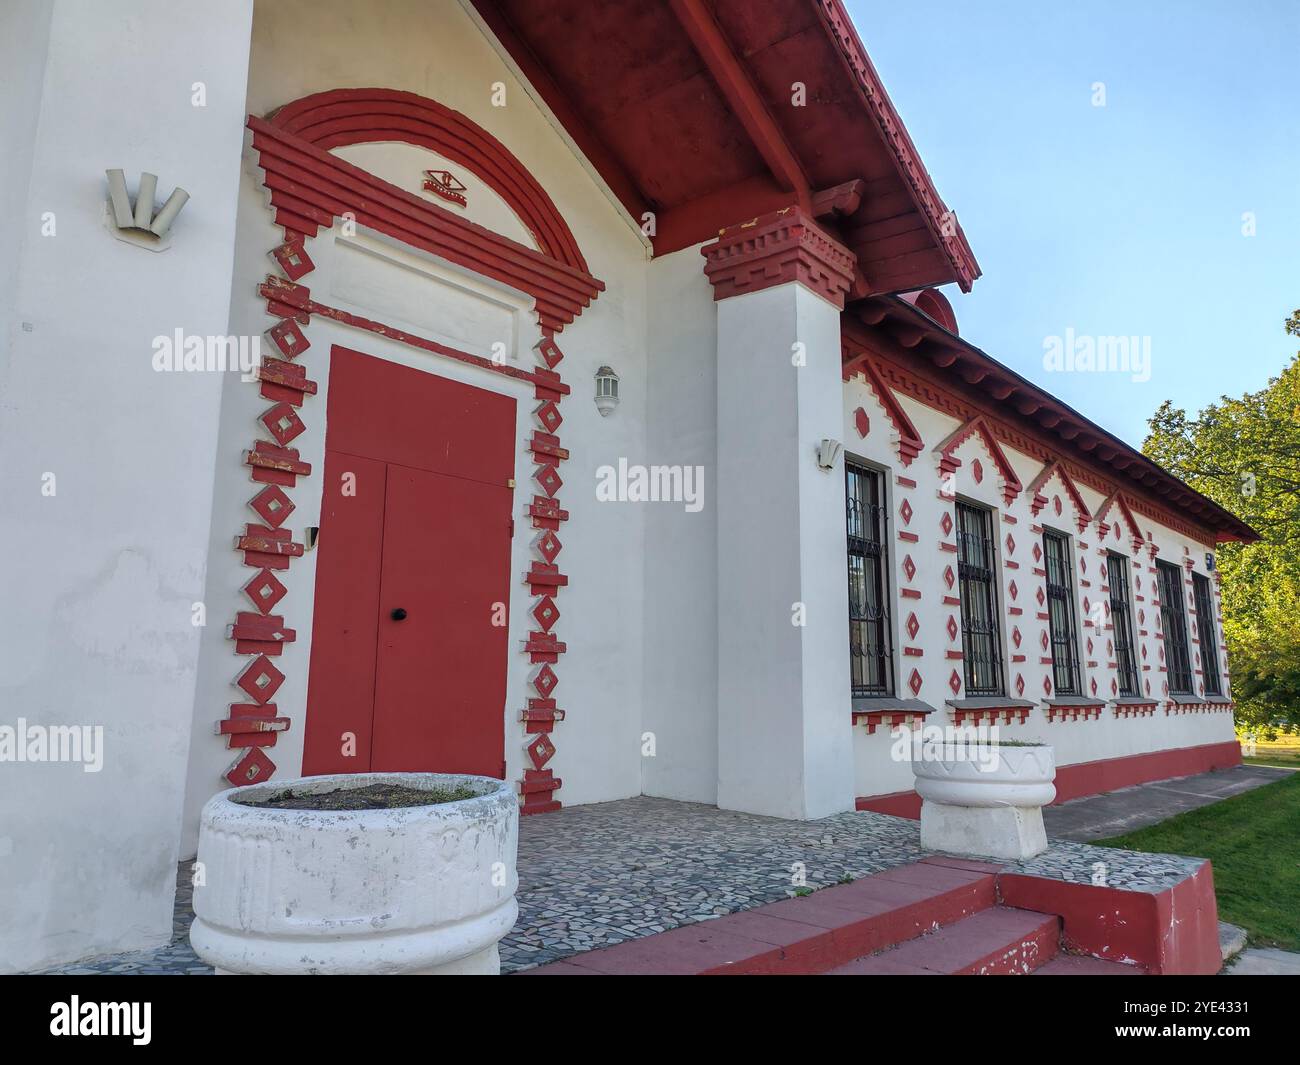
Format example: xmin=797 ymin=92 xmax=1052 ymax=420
xmin=700 ymin=207 xmax=856 ymax=308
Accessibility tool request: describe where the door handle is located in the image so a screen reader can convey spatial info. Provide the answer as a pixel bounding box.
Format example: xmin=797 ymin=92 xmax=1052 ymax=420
xmin=390 ymin=608 xmax=408 ymax=621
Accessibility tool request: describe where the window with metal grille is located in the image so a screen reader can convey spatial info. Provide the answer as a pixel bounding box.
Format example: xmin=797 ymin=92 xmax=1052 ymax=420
xmin=846 ymin=462 xmax=893 ymax=697
xmin=1108 ymin=552 xmax=1141 ymax=696
xmin=956 ymin=501 xmax=1003 ymax=696
xmin=1193 ymin=573 xmax=1222 ymax=695
xmin=1042 ymin=530 xmax=1081 ymax=695
xmin=1157 ymin=561 xmax=1194 ymax=694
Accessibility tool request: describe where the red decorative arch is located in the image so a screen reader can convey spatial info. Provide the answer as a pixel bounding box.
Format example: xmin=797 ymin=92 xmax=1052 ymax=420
xmin=934 ymin=414 xmax=1022 ymax=505
xmin=267 ymin=88 xmax=588 ymax=273
xmin=248 ymin=94 xmax=603 ymax=333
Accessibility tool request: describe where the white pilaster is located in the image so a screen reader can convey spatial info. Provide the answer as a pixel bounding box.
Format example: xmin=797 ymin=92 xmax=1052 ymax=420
xmin=708 ymin=210 xmax=857 ymax=819
xmin=0 ymin=0 xmax=255 ymax=972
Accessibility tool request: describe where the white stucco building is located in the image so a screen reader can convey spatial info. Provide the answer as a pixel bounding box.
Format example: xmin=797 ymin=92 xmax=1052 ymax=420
xmin=0 ymin=0 xmax=1254 ymax=973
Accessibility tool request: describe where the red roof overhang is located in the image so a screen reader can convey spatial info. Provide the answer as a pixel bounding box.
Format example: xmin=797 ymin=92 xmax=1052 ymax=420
xmin=843 ymin=296 xmax=1260 ymax=545
xmin=470 ymin=0 xmax=980 ymax=295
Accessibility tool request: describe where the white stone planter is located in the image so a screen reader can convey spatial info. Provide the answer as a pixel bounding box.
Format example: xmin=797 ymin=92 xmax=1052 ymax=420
xmin=190 ymin=772 xmax=518 ymax=975
xmin=913 ymin=744 xmax=1056 ymax=861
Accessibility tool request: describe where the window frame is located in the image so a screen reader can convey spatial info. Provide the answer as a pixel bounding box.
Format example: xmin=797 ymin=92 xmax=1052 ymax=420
xmin=1156 ymin=560 xmax=1194 ymax=695
xmin=1107 ymin=551 xmax=1141 ymax=697
xmin=955 ymin=499 xmax=1004 ymax=697
xmin=1042 ymin=527 xmax=1082 ymax=697
xmin=844 ymin=459 xmax=895 ymax=698
xmin=1192 ymin=572 xmax=1222 ymax=696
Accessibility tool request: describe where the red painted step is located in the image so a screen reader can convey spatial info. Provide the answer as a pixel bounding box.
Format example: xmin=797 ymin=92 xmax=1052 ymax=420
xmin=1034 ymin=954 xmax=1143 ymax=975
xmin=825 ymin=907 xmax=1060 ymax=975
xmin=521 ymin=860 xmax=997 ymax=975
xmin=520 ymin=856 xmax=1155 ymax=976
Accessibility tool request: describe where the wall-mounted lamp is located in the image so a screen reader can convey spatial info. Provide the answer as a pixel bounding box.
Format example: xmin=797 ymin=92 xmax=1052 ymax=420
xmin=105 ymin=169 xmax=190 ymax=249
xmin=595 ymin=366 xmax=619 ymax=417
xmin=816 ymin=438 xmax=843 ymax=471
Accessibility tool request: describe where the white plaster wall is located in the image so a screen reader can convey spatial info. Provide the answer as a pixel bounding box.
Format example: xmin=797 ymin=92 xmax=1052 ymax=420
xmin=842 ymin=372 xmax=1237 ymax=801
xmin=182 ymin=0 xmax=651 ymax=851
xmin=0 ymin=0 xmax=254 ymax=971
xmin=716 ymin=284 xmax=856 ymax=819
xmin=641 ymin=243 xmax=719 ymax=802
xmin=333 ymin=143 xmax=539 ymax=252
xmin=0 ymin=0 xmax=52 ymax=354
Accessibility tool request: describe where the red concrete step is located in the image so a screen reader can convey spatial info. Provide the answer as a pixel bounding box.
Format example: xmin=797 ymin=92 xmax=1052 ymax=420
xmin=520 ymin=858 xmax=998 ymax=975
xmin=1033 ymin=954 xmax=1143 ymax=975
xmin=824 ymin=906 xmax=1060 ymax=975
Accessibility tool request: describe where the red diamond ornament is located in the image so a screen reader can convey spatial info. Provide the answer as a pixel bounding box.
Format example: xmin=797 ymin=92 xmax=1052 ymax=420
xmin=242 ymin=569 xmax=287 ymax=615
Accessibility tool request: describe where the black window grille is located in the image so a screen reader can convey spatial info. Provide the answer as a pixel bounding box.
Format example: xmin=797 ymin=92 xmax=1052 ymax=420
xmin=1157 ymin=561 xmax=1194 ymax=694
xmin=846 ymin=462 xmax=893 ymax=697
xmin=1042 ymin=530 xmax=1081 ymax=696
xmin=1193 ymin=573 xmax=1222 ymax=696
xmin=1107 ymin=552 xmax=1141 ymax=697
xmin=956 ymin=501 xmax=1003 ymax=696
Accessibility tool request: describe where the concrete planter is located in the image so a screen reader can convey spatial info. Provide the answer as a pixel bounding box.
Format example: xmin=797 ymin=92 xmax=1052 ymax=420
xmin=190 ymin=772 xmax=518 ymax=975
xmin=913 ymin=744 xmax=1056 ymax=861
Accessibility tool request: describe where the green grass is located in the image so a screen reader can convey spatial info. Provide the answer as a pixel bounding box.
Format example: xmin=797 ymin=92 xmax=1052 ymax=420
xmin=1241 ymin=732 xmax=1300 ymax=769
xmin=1097 ymin=772 xmax=1300 ymax=950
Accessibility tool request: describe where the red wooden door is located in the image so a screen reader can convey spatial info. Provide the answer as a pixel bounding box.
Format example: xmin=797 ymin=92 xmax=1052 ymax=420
xmin=303 ymin=347 xmax=515 ymax=778
xmin=371 ymin=466 xmax=511 ymax=773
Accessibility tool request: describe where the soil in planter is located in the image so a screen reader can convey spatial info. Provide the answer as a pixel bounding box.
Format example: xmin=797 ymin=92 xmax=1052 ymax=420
xmin=232 ymin=782 xmax=479 ymax=810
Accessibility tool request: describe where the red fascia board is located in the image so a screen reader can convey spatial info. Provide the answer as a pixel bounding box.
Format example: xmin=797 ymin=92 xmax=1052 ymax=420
xmin=863 ymin=297 xmax=1260 ymax=544
xmin=809 ymin=0 xmax=981 ymax=291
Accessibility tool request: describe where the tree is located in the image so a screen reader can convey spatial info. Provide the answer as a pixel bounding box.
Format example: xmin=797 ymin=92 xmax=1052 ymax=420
xmin=1142 ymin=315 xmax=1300 ymax=730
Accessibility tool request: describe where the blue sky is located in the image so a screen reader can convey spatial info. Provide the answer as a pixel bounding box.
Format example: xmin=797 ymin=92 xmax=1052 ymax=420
xmin=849 ymin=0 xmax=1299 ymax=446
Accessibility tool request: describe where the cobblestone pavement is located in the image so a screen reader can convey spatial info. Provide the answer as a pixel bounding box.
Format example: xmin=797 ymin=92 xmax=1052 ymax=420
xmin=41 ymin=796 xmax=1205 ymax=975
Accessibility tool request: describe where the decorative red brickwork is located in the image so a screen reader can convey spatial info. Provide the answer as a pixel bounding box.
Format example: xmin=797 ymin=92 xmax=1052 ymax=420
xmin=247 ymin=109 xmax=602 ymax=332
xmin=1095 ymin=490 xmax=1144 ymax=552
xmin=1045 ymin=704 xmax=1104 ymax=723
xmin=850 ymin=356 xmax=923 ymax=466
xmin=1027 ymin=460 xmax=1092 ymax=532
xmin=852 ymin=708 xmax=930 ymax=734
xmin=933 ymin=414 xmax=1022 ymax=505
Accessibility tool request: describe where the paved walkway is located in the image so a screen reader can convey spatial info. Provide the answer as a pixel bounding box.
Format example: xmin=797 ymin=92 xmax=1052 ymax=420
xmin=43 ymin=797 xmax=1202 ymax=975
xmin=1226 ymin=948 xmax=1300 ymax=975
xmin=1042 ymin=765 xmax=1290 ymax=842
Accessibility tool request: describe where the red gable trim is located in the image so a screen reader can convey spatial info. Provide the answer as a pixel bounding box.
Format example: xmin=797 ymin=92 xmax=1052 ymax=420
xmin=848 ymin=356 xmax=924 ymax=467
xmin=266 ymin=88 xmax=589 ymax=274
xmin=1026 ymin=459 xmax=1093 ymax=532
xmin=934 ymin=414 xmax=1023 ymax=505
xmin=1096 ymin=490 xmax=1145 ymax=551
xmin=846 ymin=301 xmax=1257 ymax=545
